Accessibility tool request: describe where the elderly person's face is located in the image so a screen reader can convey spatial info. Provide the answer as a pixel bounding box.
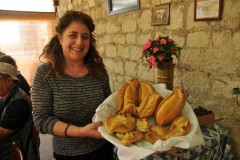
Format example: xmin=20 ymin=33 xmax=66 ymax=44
xmin=0 ymin=74 xmax=13 ymax=99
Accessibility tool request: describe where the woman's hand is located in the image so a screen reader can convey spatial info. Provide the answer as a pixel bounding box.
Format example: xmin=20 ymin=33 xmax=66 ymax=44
xmin=53 ymin=120 xmax=105 ymax=139
xmin=83 ymin=121 xmax=104 ymax=139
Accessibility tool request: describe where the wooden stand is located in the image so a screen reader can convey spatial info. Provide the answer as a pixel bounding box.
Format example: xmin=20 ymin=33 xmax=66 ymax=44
xmin=155 ymin=61 xmax=175 ymax=90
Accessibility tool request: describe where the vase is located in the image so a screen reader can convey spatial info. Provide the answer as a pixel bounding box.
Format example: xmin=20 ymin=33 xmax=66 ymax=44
xmin=155 ymin=61 xmax=175 ymax=90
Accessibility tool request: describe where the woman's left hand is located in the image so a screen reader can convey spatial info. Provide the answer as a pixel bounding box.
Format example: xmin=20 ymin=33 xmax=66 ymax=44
xmin=83 ymin=121 xmax=104 ymax=139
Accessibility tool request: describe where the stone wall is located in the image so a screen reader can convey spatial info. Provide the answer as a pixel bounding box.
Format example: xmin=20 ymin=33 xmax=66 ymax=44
xmin=57 ymin=0 xmax=240 ymax=158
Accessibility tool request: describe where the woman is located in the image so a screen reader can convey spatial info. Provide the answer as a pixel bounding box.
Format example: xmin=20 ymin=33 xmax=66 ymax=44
xmin=31 ymin=11 xmax=114 ymax=160
xmin=0 ymin=56 xmax=36 ymax=159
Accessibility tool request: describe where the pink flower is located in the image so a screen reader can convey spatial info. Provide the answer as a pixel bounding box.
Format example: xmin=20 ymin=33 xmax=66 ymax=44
xmin=142 ymin=39 xmax=152 ymax=51
xmin=148 ymin=56 xmax=157 ymax=67
xmin=141 ymin=36 xmax=181 ymax=69
xmin=152 ymin=62 xmax=157 ymax=68
xmin=153 ymin=47 xmax=159 ymax=53
xmin=148 ymin=55 xmax=155 ymax=63
xmin=158 ymin=55 xmax=164 ymax=61
xmin=160 ymin=39 xmax=167 ymax=45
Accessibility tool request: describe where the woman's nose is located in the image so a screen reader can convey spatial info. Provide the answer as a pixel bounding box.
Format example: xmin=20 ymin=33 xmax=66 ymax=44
xmin=75 ymin=37 xmax=83 ymax=45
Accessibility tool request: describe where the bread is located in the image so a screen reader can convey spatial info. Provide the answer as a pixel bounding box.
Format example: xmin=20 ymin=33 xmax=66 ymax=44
xmin=144 ymin=115 xmax=191 ymax=144
xmin=117 ymin=78 xmax=163 ymax=118
xmin=144 ymin=124 xmax=167 ymax=144
xmin=118 ymin=78 xmax=139 ymax=116
xmin=150 ymin=124 xmax=168 ymax=138
xmin=144 ymin=131 xmax=165 ymax=144
xmin=121 ymin=131 xmax=144 ymax=146
xmin=165 ymin=114 xmax=191 ymax=139
xmin=106 ymin=79 xmax=191 ymax=147
xmin=137 ymin=93 xmax=163 ymax=118
xmin=139 ymin=80 xmax=156 ymax=103
xmin=117 ymin=83 xmax=128 ymax=112
xmin=135 ymin=118 xmax=150 ymax=133
xmin=124 ymin=78 xmax=140 ymax=107
xmin=104 ymin=113 xmax=136 ymax=134
xmin=115 ymin=133 xmax=126 ymax=140
xmin=154 ymin=87 xmax=186 ymax=126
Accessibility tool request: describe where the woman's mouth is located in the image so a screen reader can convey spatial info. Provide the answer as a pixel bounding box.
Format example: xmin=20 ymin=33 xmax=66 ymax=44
xmin=71 ymin=47 xmax=84 ymax=52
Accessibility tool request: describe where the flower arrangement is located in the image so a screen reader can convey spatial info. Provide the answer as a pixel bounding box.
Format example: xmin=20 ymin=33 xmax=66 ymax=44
xmin=142 ymin=36 xmax=182 ymax=68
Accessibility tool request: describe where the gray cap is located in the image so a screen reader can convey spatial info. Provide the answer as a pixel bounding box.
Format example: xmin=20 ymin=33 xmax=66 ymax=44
xmin=0 ymin=62 xmax=19 ymax=80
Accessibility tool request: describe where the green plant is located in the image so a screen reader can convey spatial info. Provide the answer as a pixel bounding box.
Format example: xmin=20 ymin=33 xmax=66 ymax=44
xmin=232 ymin=87 xmax=240 ymax=106
xmin=213 ymin=78 xmax=240 ymax=107
xmin=141 ymin=36 xmax=182 ymax=68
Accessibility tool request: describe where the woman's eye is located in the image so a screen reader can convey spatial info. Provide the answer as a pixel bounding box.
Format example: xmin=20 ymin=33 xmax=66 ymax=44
xmin=82 ymin=35 xmax=89 ymax=40
xmin=69 ymin=34 xmax=77 ymax=38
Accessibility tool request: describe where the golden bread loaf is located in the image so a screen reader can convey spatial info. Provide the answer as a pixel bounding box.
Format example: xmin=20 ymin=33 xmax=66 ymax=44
xmin=125 ymin=78 xmax=140 ymax=106
xmin=117 ymin=83 xmax=128 ymax=112
xmin=154 ymin=87 xmax=186 ymax=126
xmin=118 ymin=78 xmax=139 ymax=116
xmin=165 ymin=114 xmax=191 ymax=139
xmin=137 ymin=93 xmax=163 ymax=118
xmin=117 ymin=78 xmax=163 ymax=118
xmin=139 ymin=80 xmax=156 ymax=103
xmin=104 ymin=113 xmax=136 ymax=134
xmin=121 ymin=131 xmax=144 ymax=146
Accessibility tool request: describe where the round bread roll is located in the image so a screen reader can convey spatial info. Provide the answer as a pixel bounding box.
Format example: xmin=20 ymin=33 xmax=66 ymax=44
xmin=135 ymin=118 xmax=150 ymax=133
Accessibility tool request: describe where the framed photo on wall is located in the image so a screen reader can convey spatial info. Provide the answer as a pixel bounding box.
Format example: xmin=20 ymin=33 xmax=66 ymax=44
xmin=108 ymin=0 xmax=140 ymax=16
xmin=194 ymin=0 xmax=223 ymax=21
xmin=151 ymin=3 xmax=170 ymax=26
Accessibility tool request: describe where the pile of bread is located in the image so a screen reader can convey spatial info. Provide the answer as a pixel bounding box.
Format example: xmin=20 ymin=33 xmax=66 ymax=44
xmin=104 ymin=78 xmax=191 ymax=146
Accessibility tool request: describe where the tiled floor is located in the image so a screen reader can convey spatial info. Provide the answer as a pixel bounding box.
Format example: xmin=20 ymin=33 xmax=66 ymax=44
xmin=39 ymin=133 xmax=53 ymax=160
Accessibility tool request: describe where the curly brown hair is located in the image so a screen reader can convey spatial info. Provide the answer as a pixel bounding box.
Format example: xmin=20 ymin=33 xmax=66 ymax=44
xmin=40 ymin=11 xmax=105 ymax=79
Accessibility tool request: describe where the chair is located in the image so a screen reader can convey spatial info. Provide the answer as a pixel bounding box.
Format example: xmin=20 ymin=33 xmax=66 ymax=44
xmin=11 ymin=141 xmax=24 ymax=160
xmin=11 ymin=125 xmax=40 ymax=160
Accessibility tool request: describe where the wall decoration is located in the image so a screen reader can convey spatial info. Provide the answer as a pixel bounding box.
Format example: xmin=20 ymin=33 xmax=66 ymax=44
xmin=108 ymin=0 xmax=140 ymax=16
xmin=194 ymin=0 xmax=223 ymax=21
xmin=151 ymin=3 xmax=170 ymax=26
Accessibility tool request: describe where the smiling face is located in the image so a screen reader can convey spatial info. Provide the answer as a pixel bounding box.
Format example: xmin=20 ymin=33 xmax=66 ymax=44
xmin=58 ymin=21 xmax=91 ymax=64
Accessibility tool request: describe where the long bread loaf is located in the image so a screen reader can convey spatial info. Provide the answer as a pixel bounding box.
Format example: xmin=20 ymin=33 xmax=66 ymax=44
xmin=154 ymin=87 xmax=186 ymax=126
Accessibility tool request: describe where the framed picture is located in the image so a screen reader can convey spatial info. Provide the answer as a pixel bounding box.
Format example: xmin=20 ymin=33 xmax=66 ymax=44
xmin=151 ymin=3 xmax=170 ymax=26
xmin=108 ymin=0 xmax=140 ymax=16
xmin=194 ymin=0 xmax=223 ymax=21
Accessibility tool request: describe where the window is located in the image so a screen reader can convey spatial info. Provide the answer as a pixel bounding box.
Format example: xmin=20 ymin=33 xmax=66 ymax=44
xmin=0 ymin=0 xmax=55 ymax=12
xmin=0 ymin=10 xmax=55 ymax=86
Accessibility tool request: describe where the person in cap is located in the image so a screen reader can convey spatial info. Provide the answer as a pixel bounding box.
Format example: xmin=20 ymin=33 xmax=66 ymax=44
xmin=0 ymin=52 xmax=31 ymax=96
xmin=0 ymin=55 xmax=37 ymax=159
